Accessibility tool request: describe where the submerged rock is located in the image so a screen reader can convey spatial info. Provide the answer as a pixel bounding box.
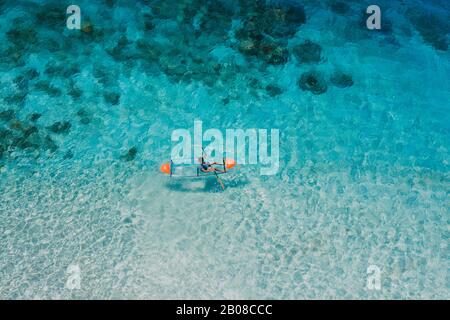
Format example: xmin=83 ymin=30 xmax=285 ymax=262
xmin=329 ymin=1 xmax=350 ymax=14
xmin=9 ymin=120 xmax=24 ymax=131
xmin=330 ymin=71 xmax=354 ymax=88
xmin=37 ymin=5 xmax=66 ymax=28
xmin=45 ymin=61 xmax=79 ymax=78
xmin=237 ymin=37 xmax=289 ymax=65
xmin=0 ymin=129 xmax=14 ymax=146
xmin=235 ymin=2 xmax=305 ymax=64
xmin=25 ymin=127 xmax=42 ymax=142
xmin=80 ymin=117 xmax=90 ymax=125
xmin=43 ymin=135 xmax=58 ymax=152
xmin=199 ymin=0 xmax=234 ymax=37
xmin=47 ymin=121 xmax=71 ymax=134
xmin=5 ymin=92 xmax=27 ymax=106
xmin=266 ymin=84 xmax=283 ymax=97
xmin=35 ymin=81 xmax=62 ymax=97
xmin=136 ymin=40 xmax=163 ymax=63
xmin=2 ymin=46 xmax=26 ymax=68
xmin=293 ymin=40 xmax=323 ymax=63
xmin=25 ymin=68 xmax=40 ymax=80
xmin=22 ymin=125 xmax=38 ymax=138
xmin=69 ymin=86 xmax=83 ymax=100
xmin=29 ymin=113 xmax=42 ymax=122
xmin=222 ymin=96 xmax=230 ymax=105
xmin=104 ymin=91 xmax=121 ymax=105
xmin=44 ymin=61 xmax=65 ymax=76
xmin=64 ymin=150 xmax=74 ymax=160
xmin=259 ymin=40 xmax=289 ymax=65
xmin=81 ymin=22 xmax=94 ymax=34
xmin=14 ymin=75 xmax=30 ymax=90
xmin=238 ymin=39 xmax=259 ymax=56
xmin=254 ymin=3 xmax=306 ymax=39
xmin=76 ymin=108 xmax=91 ymax=125
xmin=248 ymin=77 xmax=262 ymax=89
xmin=94 ymin=66 xmax=117 ymax=86
xmin=0 ymin=110 xmax=15 ymax=122
xmin=15 ymin=136 xmax=38 ymax=150
xmin=298 ymin=71 xmax=328 ymax=95
xmin=407 ymin=8 xmax=449 ymax=51
xmin=107 ymin=35 xmax=133 ymax=61
xmin=283 ymin=2 xmax=307 ymax=27
xmin=6 ymin=26 xmax=38 ymax=49
xmin=121 ymin=147 xmax=138 ymax=161
xmin=1 ymin=123 xmax=38 ymax=151
xmin=76 ymin=109 xmax=88 ymax=118
xmin=143 ymin=13 xmax=155 ymax=31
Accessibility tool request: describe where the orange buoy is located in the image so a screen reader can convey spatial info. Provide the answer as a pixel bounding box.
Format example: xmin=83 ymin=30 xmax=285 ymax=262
xmin=225 ymin=158 xmax=236 ymax=169
xmin=160 ymin=162 xmax=171 ymax=174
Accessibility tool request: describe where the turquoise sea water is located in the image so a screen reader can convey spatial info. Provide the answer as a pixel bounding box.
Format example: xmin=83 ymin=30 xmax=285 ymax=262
xmin=0 ymin=0 xmax=449 ymax=299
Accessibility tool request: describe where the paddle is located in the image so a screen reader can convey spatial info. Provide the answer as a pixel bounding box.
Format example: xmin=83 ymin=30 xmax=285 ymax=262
xmin=214 ymin=171 xmax=225 ymax=191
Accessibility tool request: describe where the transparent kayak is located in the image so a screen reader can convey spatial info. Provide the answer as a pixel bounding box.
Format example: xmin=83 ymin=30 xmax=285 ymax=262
xmin=160 ymin=159 xmax=236 ymax=178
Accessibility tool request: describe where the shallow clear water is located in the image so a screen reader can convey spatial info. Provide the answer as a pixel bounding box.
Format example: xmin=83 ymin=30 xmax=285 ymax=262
xmin=0 ymin=0 xmax=449 ymax=299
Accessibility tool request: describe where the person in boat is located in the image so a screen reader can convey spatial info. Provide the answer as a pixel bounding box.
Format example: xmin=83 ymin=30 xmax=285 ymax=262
xmin=198 ymin=157 xmax=225 ymax=173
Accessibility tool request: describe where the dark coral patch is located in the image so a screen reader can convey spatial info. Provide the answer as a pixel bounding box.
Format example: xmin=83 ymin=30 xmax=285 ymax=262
xmin=259 ymin=40 xmax=289 ymax=65
xmin=107 ymin=35 xmax=133 ymax=61
xmin=298 ymin=71 xmax=328 ymax=95
xmin=44 ymin=61 xmax=80 ymax=78
xmin=407 ymin=8 xmax=449 ymax=51
xmin=36 ymin=4 xmax=66 ymax=28
xmin=330 ymin=71 xmax=354 ymax=88
xmin=329 ymin=1 xmax=350 ymax=14
xmin=143 ymin=13 xmax=155 ymax=31
xmin=14 ymin=75 xmax=30 ymax=90
xmin=237 ymin=38 xmax=289 ymax=65
xmin=0 ymin=110 xmax=15 ymax=122
xmin=1 ymin=124 xmax=39 ymax=154
xmin=76 ymin=108 xmax=91 ymax=125
xmin=6 ymin=26 xmax=38 ymax=49
xmin=69 ymin=86 xmax=83 ymax=100
xmin=235 ymin=1 xmax=306 ymax=65
xmin=28 ymin=113 xmax=42 ymax=123
xmin=44 ymin=62 xmax=65 ymax=76
xmin=104 ymin=91 xmax=121 ymax=105
xmin=266 ymin=84 xmax=283 ymax=97
xmin=35 ymin=81 xmax=62 ymax=97
xmin=22 ymin=125 xmax=38 ymax=138
xmin=121 ymin=147 xmax=138 ymax=161
xmin=15 ymin=136 xmax=39 ymax=150
xmin=25 ymin=69 xmax=40 ymax=80
xmin=259 ymin=3 xmax=306 ymax=38
xmin=64 ymin=150 xmax=74 ymax=159
xmin=43 ymin=135 xmax=58 ymax=152
xmin=238 ymin=40 xmax=259 ymax=56
xmin=293 ymin=40 xmax=323 ymax=64
xmin=0 ymin=129 xmax=14 ymax=146
xmin=4 ymin=92 xmax=27 ymax=106
xmin=47 ymin=121 xmax=71 ymax=134
xmin=199 ymin=0 xmax=234 ymax=37
xmin=68 ymin=79 xmax=83 ymax=100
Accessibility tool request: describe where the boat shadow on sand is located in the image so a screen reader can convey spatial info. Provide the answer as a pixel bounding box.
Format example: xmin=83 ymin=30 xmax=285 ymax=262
xmin=165 ymin=176 xmax=250 ymax=193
